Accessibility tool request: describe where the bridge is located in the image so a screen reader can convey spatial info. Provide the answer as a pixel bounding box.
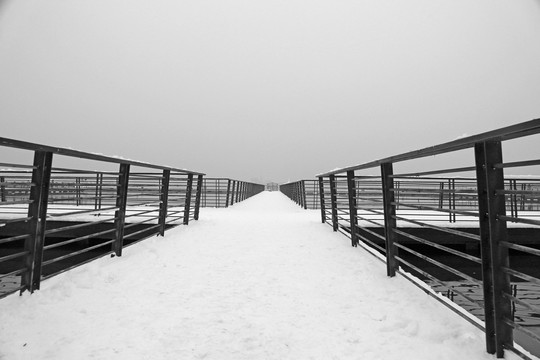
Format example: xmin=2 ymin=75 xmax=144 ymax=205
xmin=2 ymin=119 xmax=540 ymax=359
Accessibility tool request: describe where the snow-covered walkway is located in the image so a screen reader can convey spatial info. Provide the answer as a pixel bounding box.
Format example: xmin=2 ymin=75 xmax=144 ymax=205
xmin=0 ymin=192 xmax=503 ymax=359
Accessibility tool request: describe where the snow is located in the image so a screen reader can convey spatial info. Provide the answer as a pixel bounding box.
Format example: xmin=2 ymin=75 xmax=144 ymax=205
xmin=0 ymin=192 xmax=526 ymax=359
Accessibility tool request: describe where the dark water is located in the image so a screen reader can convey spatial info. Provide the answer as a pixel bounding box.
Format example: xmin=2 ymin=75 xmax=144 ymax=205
xmin=402 ymin=251 xmax=540 ymax=358
xmin=427 ymin=280 xmax=540 ymax=357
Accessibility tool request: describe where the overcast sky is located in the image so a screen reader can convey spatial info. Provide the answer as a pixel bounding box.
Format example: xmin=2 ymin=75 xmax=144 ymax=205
xmin=1 ymin=1 xmax=540 ymax=184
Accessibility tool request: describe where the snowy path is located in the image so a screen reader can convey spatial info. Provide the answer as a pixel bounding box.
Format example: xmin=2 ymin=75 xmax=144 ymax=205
xmin=0 ymin=192 xmax=504 ymax=359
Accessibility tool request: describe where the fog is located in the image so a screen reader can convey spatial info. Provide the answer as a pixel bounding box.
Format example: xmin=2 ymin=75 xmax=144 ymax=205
xmin=1 ymin=1 xmax=540 ymax=183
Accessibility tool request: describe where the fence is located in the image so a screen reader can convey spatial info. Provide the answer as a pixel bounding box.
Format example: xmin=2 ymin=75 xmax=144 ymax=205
xmin=200 ymin=178 xmax=265 ymax=207
xmin=282 ymin=119 xmax=540 ymax=359
xmin=280 ymin=179 xmax=320 ymax=209
xmin=282 ymin=177 xmax=540 ymax=216
xmin=0 ymin=137 xmax=207 ymax=298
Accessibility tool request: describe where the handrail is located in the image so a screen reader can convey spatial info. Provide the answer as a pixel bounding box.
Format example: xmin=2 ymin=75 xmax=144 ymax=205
xmin=319 ymin=117 xmax=540 ymax=176
xmin=285 ymin=118 xmax=540 ymax=359
xmin=0 ymin=136 xmax=207 ymax=299
xmin=0 ymin=137 xmax=205 ymax=175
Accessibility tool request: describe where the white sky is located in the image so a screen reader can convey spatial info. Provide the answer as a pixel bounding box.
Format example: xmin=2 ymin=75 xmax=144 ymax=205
xmin=1 ymin=1 xmax=540 ymax=183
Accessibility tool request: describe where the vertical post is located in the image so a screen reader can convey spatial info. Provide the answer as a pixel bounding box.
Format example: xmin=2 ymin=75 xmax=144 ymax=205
xmin=225 ymin=179 xmax=231 ymax=208
xmin=235 ymin=181 xmax=241 ymax=204
xmin=158 ymin=170 xmax=170 ymax=236
xmin=510 ymin=179 xmax=517 ymax=219
xmin=0 ymin=176 xmax=6 ymax=202
xmin=194 ymin=174 xmax=203 ymax=220
xmin=113 ymin=164 xmax=130 ymax=256
xmin=212 ymin=179 xmax=216 ymax=207
xmin=520 ymin=183 xmax=526 ymax=211
xmin=200 ymin=178 xmax=206 ymax=208
xmin=301 ymin=180 xmax=308 ymax=209
xmin=438 ymin=181 xmax=444 ymax=209
xmin=94 ymin=174 xmax=99 ymax=210
xmin=183 ymin=174 xmax=194 ymax=225
xmin=347 ymin=171 xmax=359 ymax=247
xmin=230 ymin=180 xmax=236 ymax=206
xmin=450 ymin=178 xmax=456 ymax=223
xmin=381 ymin=163 xmax=398 ymax=277
xmin=23 ymin=151 xmax=53 ymax=293
xmin=329 ymin=175 xmax=338 ymax=231
xmin=475 ymin=141 xmax=512 ymax=357
xmin=98 ymin=173 xmax=103 ymax=210
xmin=75 ymin=177 xmax=81 ymax=206
xmin=394 ymin=180 xmax=400 ymax=210
xmin=318 ymin=176 xmax=326 ymax=223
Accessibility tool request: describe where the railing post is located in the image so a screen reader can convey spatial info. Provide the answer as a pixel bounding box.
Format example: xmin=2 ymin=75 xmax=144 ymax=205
xmin=194 ymin=174 xmax=203 ymax=220
xmin=381 ymin=163 xmax=398 ymax=277
xmin=230 ymin=180 xmax=236 ymax=206
xmin=347 ymin=171 xmax=359 ymax=247
xmin=225 ymin=179 xmax=231 ymax=208
xmin=329 ymin=175 xmax=338 ymax=231
xmin=113 ymin=163 xmax=130 ymax=256
xmin=449 ymin=178 xmax=456 ymax=223
xmin=301 ymin=180 xmax=308 ymax=209
xmin=201 ymin=178 xmax=206 ymax=208
xmin=94 ymin=173 xmax=103 ymax=210
xmin=510 ymin=179 xmax=518 ymax=219
xmin=475 ymin=140 xmax=512 ymax=357
xmin=23 ymin=151 xmax=53 ymax=293
xmin=318 ymin=176 xmax=326 ymax=223
xmin=1 ymin=176 xmax=6 ymax=202
xmin=76 ymin=177 xmax=81 ymax=206
xmin=235 ymin=181 xmax=241 ymax=204
xmin=183 ymin=174 xmax=194 ymax=225
xmin=438 ymin=181 xmax=444 ymax=209
xmin=158 ymin=170 xmax=170 ymax=236
xmin=520 ymin=183 xmax=526 ymax=211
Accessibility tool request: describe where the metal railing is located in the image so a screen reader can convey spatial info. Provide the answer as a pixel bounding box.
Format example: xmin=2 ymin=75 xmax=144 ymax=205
xmin=283 ymin=118 xmax=540 ymax=359
xmin=280 ymin=179 xmax=320 ymax=209
xmin=200 ymin=178 xmax=265 ymax=207
xmin=282 ymin=177 xmax=540 ymax=216
xmin=0 ymin=137 xmax=205 ymax=298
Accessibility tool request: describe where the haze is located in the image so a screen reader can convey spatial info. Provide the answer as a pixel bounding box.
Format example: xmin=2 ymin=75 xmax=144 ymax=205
xmin=1 ymin=1 xmax=540 ymax=183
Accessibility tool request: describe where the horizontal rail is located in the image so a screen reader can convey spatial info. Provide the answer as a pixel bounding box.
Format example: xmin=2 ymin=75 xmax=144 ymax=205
xmin=284 ymin=118 xmax=540 ymax=359
xmin=0 ymin=137 xmax=205 ymax=175
xmin=318 ymin=117 xmax=540 ymax=176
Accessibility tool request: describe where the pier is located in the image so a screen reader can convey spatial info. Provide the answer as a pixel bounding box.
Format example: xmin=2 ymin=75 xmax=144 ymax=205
xmin=0 ymin=192 xmax=498 ymax=360
xmin=2 ymin=119 xmax=540 ymax=359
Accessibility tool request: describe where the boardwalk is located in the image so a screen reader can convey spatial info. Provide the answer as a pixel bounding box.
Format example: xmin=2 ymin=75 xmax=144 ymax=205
xmin=0 ymin=192 xmax=500 ymax=359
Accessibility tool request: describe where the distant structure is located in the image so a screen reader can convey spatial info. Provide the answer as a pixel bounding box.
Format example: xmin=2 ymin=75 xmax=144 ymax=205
xmin=266 ymin=182 xmax=279 ymax=192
